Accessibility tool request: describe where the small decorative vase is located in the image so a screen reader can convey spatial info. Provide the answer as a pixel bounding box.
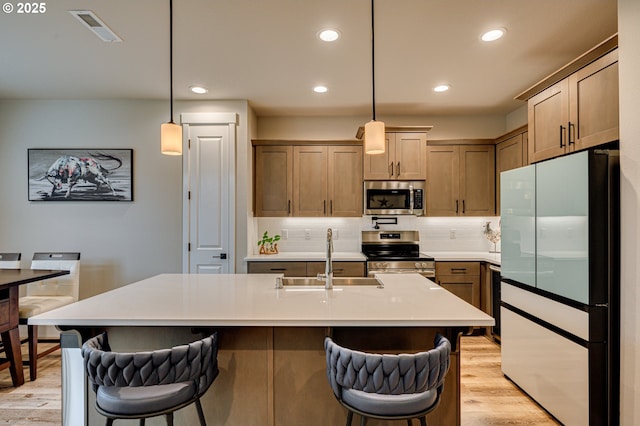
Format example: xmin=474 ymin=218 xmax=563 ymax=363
xmin=260 ymin=243 xmax=279 ymax=255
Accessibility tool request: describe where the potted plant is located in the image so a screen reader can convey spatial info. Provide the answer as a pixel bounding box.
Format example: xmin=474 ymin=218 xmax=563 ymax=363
xmin=258 ymin=231 xmax=280 ymax=255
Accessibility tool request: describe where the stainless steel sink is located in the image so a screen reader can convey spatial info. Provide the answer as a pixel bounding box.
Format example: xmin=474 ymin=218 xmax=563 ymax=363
xmin=279 ymin=276 xmax=383 ymax=287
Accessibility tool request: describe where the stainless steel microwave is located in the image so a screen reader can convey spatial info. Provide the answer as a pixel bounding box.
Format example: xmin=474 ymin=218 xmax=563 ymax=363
xmin=364 ymin=181 xmax=425 ymax=216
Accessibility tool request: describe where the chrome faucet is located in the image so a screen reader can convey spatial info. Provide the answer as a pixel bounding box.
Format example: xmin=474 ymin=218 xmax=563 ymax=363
xmin=318 ymin=228 xmax=334 ymax=289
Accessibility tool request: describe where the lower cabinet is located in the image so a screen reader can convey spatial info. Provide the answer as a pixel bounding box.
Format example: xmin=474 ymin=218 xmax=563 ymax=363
xmin=247 ymin=261 xmax=307 ymax=276
xmin=435 ymin=261 xmax=481 ymax=309
xmin=248 ymin=261 xmax=365 ymax=277
xmin=306 ymin=262 xmax=365 ymax=277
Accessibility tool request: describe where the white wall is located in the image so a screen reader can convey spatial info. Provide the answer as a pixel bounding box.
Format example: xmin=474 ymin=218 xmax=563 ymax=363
xmin=253 ymin=216 xmax=501 ymax=255
xmin=618 ymin=0 xmax=640 ymax=424
xmin=257 ymin=113 xmax=511 ymax=140
xmin=506 ymin=105 xmax=528 ymax=132
xmin=0 ymin=99 xmax=249 ymax=296
xmin=0 ymin=100 xmax=182 ymax=297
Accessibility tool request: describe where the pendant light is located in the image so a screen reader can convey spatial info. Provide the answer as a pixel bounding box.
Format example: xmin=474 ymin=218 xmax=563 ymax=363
xmin=160 ymin=0 xmax=182 ymax=155
xmin=364 ymin=0 xmax=385 ymax=155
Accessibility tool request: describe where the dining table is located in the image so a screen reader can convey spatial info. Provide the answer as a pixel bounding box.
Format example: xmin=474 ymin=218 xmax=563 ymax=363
xmin=0 ymin=268 xmax=70 ymax=386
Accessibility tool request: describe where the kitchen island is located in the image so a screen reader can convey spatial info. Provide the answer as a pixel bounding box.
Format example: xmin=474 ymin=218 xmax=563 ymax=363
xmin=31 ymin=273 xmax=493 ymax=426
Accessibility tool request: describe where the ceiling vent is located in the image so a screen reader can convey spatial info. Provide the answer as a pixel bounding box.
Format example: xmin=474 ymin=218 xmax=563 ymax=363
xmin=69 ymin=10 xmax=122 ymax=42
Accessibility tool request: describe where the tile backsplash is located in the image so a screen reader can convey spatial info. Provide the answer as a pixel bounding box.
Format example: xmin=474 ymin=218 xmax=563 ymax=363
xmin=253 ymin=216 xmax=501 ymax=254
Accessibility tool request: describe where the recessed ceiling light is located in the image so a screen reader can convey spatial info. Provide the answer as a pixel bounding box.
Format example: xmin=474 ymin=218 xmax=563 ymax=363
xmin=318 ymin=29 xmax=340 ymax=42
xmin=313 ymin=86 xmax=328 ymax=93
xmin=189 ymin=85 xmax=208 ymax=94
xmin=433 ymin=84 xmax=450 ymax=93
xmin=481 ymin=28 xmax=506 ymax=42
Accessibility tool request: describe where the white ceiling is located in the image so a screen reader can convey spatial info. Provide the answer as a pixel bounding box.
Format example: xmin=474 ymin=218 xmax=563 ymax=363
xmin=0 ymin=0 xmax=617 ymax=117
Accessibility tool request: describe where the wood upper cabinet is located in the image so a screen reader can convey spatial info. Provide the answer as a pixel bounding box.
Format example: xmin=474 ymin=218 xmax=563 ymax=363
xmin=569 ymin=50 xmax=619 ymax=151
xmin=254 ymin=145 xmax=292 ymax=217
xmin=293 ymin=145 xmax=363 ymax=217
xmin=328 ymin=145 xmax=363 ymax=217
xmin=254 ymin=142 xmax=362 ymax=217
xmin=527 ymin=49 xmax=618 ymax=163
xmin=495 ymin=129 xmax=528 ymax=213
xmin=363 ymin=132 xmax=427 ymax=180
xmin=293 ymin=146 xmax=328 ymax=216
xmin=426 ymin=144 xmax=495 ymax=216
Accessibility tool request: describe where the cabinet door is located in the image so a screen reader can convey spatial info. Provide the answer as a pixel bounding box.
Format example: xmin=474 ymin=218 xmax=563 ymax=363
xmin=460 ymin=145 xmax=495 ymax=216
xmin=569 ymin=50 xmax=619 ymax=151
xmin=395 ymin=133 xmax=427 ymax=180
xmin=255 ymin=146 xmax=292 ymax=217
xmin=426 ymin=145 xmax=459 ymax=216
xmin=528 ymin=80 xmax=570 ymax=163
xmin=496 ymin=134 xmax=526 ymax=213
xmin=438 ymin=276 xmax=481 ymax=308
xmin=436 ymin=261 xmax=481 ymax=308
xmin=328 ymin=146 xmax=363 ymax=217
xmin=293 ymin=146 xmax=328 ymax=216
xmin=363 ymin=133 xmax=394 ymax=180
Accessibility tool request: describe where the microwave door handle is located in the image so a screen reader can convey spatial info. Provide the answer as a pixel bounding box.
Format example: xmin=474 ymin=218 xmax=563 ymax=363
xmin=409 ymin=185 xmax=414 ymax=214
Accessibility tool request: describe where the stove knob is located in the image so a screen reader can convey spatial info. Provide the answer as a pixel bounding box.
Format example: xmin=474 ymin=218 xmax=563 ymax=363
xmin=415 ymin=262 xmax=421 ymax=269
xmin=421 ymin=262 xmax=428 ymax=268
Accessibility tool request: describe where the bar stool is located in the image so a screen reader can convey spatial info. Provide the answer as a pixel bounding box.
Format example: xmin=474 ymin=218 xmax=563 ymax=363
xmin=82 ymin=332 xmax=219 ymax=425
xmin=324 ymin=334 xmax=451 ymax=426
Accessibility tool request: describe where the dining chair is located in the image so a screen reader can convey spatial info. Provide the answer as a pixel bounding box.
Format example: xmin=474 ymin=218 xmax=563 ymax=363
xmin=82 ymin=332 xmax=219 ymax=425
xmin=324 ymin=333 xmax=451 ymax=426
xmin=19 ymin=252 xmax=80 ymax=381
xmin=0 ymin=253 xmax=21 ymax=269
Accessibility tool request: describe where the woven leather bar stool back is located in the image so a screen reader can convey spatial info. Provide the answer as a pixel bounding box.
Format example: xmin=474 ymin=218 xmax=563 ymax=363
xmin=82 ymin=332 xmax=219 ymax=426
xmin=325 ymin=333 xmax=451 ymax=426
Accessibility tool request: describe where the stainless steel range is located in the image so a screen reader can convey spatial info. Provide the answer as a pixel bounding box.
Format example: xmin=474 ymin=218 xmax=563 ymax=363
xmin=362 ymin=230 xmax=435 ymax=278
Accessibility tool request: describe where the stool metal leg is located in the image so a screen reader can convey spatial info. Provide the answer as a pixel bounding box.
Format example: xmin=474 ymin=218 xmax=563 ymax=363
xmin=195 ymin=398 xmax=207 ymax=425
xmin=345 ymin=411 xmax=353 ymax=426
xmin=419 ymin=416 xmax=427 ymax=426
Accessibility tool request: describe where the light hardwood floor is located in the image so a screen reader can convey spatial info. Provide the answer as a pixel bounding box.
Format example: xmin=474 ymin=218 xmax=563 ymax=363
xmin=0 ymin=337 xmax=559 ymax=425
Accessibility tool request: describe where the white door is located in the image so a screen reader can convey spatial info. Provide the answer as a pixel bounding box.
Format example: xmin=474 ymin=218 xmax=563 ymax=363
xmin=182 ymin=113 xmax=237 ymax=274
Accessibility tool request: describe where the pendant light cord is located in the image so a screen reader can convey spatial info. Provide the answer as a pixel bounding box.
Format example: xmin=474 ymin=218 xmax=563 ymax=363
xmin=169 ymin=0 xmax=175 ymax=124
xmin=371 ymin=0 xmax=376 ymax=121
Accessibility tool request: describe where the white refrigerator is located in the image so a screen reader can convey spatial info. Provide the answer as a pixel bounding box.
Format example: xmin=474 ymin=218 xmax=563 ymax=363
xmin=500 ymin=149 xmax=619 ymax=426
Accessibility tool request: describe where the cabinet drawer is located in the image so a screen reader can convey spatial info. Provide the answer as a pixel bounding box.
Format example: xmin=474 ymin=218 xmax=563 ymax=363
xmin=436 ymin=261 xmax=480 ymax=276
xmin=307 ymin=262 xmax=365 ymax=277
xmin=247 ymin=262 xmax=307 ymax=276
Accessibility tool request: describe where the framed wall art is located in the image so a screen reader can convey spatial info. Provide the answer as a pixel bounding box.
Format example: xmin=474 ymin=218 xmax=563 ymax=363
xmin=28 ymin=149 xmax=133 ymax=201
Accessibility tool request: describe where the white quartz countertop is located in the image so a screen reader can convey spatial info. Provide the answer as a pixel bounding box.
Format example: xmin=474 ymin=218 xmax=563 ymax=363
xmin=244 ymin=251 xmax=500 ymax=264
xmin=29 ymin=273 xmax=494 ymax=328
xmin=427 ymin=251 xmax=501 ymax=265
xmin=244 ymin=252 xmax=366 ymax=261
